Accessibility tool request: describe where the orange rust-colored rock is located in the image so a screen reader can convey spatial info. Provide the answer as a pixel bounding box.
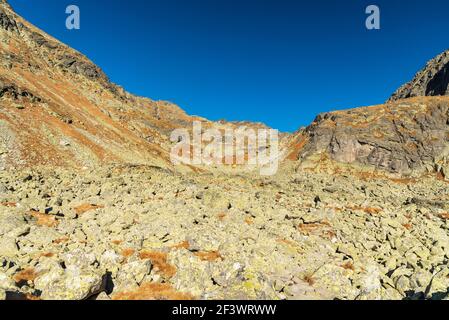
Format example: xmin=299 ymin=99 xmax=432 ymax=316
xmin=402 ymin=223 xmax=413 ymax=230
xmin=112 ymin=283 xmax=194 ymax=300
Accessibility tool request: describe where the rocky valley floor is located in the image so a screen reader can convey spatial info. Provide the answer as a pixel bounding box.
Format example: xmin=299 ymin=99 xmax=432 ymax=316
xmin=0 ymin=165 xmax=448 ymax=300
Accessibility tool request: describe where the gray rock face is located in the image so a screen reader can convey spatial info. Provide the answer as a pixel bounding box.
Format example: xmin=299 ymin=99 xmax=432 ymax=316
xmin=389 ymin=49 xmax=449 ymax=102
xmin=57 ymin=53 xmax=105 ymax=81
xmin=297 ymin=99 xmax=449 ymax=175
xmin=0 ymin=78 xmax=43 ymax=102
xmin=0 ymin=8 xmax=17 ymax=32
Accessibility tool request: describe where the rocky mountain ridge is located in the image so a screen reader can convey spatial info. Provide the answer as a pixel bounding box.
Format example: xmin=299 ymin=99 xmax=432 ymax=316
xmin=288 ymin=97 xmax=449 ymax=178
xmin=389 ymin=49 xmax=449 ymax=101
xmin=0 ymin=0 xmax=449 ymax=179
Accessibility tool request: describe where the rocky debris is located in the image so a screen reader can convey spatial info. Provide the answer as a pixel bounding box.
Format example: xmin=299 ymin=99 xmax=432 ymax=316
xmin=0 ymin=165 xmax=447 ymax=300
xmin=293 ymin=97 xmax=449 ymax=176
xmin=389 ymin=49 xmax=449 ymax=101
xmin=34 ymin=264 xmax=105 ymax=300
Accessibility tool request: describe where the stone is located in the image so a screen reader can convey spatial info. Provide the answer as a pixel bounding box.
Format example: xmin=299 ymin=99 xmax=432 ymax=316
xmin=95 ymin=292 xmax=111 ymax=300
xmin=0 ymin=271 xmax=14 ymax=290
xmin=114 ymin=259 xmax=152 ymax=291
xmin=34 ymin=265 xmax=104 ymax=300
xmin=0 ymin=237 xmax=18 ymax=257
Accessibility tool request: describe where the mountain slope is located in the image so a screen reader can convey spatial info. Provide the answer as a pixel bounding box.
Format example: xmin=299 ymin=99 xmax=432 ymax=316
xmin=0 ymin=1 xmax=206 ymax=170
xmin=1 ymin=0 xmax=448 ymax=180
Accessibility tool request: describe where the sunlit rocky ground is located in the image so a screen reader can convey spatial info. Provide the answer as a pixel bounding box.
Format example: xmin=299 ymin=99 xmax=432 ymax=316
xmin=1 ymin=165 xmax=448 ymax=300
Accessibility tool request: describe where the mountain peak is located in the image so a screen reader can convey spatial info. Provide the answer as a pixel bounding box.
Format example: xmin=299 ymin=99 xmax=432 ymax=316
xmin=389 ymin=49 xmax=449 ymax=102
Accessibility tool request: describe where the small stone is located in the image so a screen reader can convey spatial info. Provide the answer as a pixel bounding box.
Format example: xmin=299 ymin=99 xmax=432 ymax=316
xmin=0 ymin=271 xmax=15 ymax=290
xmin=0 ymin=237 xmax=18 ymax=258
xmin=95 ymin=292 xmax=111 ymax=300
xmin=395 ymin=275 xmax=411 ymax=293
xmin=59 ymin=140 xmax=70 ymax=147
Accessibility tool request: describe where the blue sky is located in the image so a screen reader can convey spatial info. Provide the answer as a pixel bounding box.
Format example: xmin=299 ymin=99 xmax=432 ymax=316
xmin=8 ymin=0 xmax=449 ymax=132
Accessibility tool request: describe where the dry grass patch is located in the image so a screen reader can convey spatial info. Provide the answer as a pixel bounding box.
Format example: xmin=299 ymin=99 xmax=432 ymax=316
xmin=13 ymin=268 xmax=38 ymax=283
xmin=341 ymin=261 xmax=355 ymax=271
xmin=298 ymin=220 xmax=336 ymax=240
xmin=1 ymin=202 xmax=17 ymax=207
xmin=347 ymin=206 xmax=382 ymax=215
xmin=244 ymin=217 xmax=254 ymax=225
xmin=439 ymin=213 xmax=449 ymax=220
xmin=112 ymin=283 xmax=194 ymax=300
xmin=40 ymin=252 xmax=54 ymax=258
xmin=402 ymin=223 xmax=413 ymax=230
xmin=30 ymin=210 xmax=58 ymax=227
xmin=139 ymin=251 xmax=177 ymax=278
xmin=170 ymin=241 xmax=190 ymax=250
xmin=53 ymin=236 xmax=69 ymax=244
xmin=121 ymin=248 xmax=136 ymax=258
xmin=194 ymin=251 xmax=223 ymax=262
xmin=303 ymin=274 xmax=315 ymax=286
xmin=74 ymin=204 xmax=104 ymax=215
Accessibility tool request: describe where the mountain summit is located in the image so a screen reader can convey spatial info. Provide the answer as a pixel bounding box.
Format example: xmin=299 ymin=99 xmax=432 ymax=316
xmin=389 ymin=49 xmax=449 ymax=101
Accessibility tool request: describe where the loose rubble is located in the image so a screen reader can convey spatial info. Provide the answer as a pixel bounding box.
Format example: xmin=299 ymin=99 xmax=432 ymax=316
xmin=0 ymin=165 xmax=447 ymax=300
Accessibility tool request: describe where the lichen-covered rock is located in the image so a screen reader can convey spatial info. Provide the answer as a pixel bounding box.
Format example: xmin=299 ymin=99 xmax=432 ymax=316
xmin=0 ymin=289 xmax=5 ymax=300
xmin=34 ymin=265 xmax=104 ymax=300
xmin=0 ymin=271 xmax=15 ymax=290
xmin=114 ymin=259 xmax=152 ymax=292
xmin=0 ymin=236 xmax=18 ymax=258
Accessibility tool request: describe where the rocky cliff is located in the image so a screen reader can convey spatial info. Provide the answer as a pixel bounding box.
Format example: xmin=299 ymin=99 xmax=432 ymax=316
xmin=288 ymin=97 xmax=449 ymax=177
xmin=389 ymin=49 xmax=449 ymax=101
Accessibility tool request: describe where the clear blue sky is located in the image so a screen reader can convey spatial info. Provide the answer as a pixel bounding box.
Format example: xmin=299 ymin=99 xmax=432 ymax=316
xmin=8 ymin=0 xmax=449 ymax=132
